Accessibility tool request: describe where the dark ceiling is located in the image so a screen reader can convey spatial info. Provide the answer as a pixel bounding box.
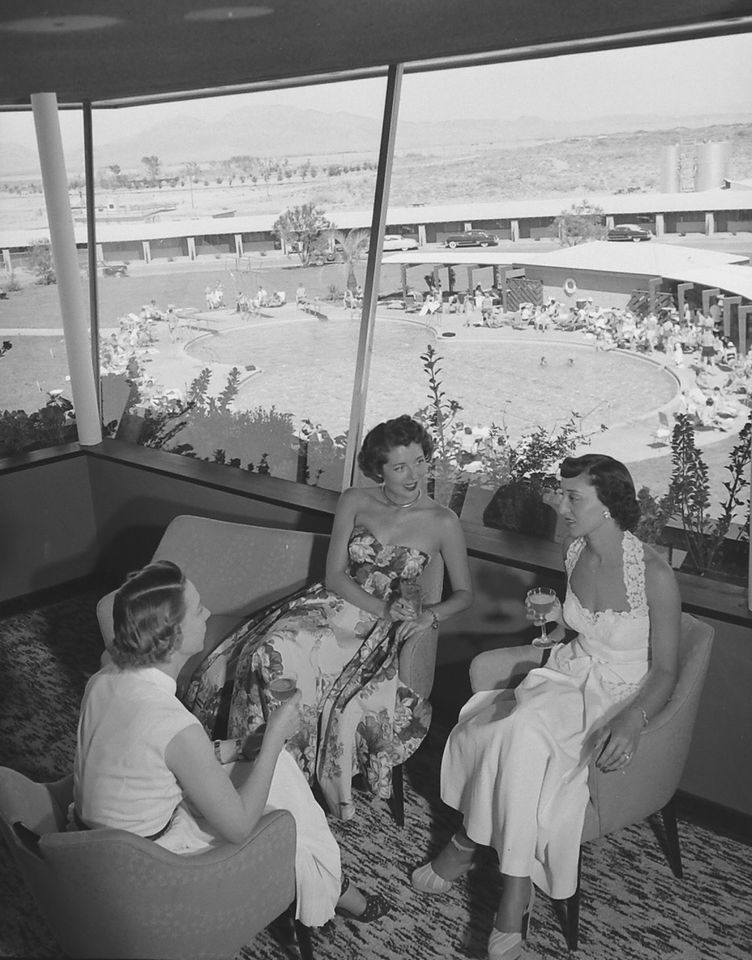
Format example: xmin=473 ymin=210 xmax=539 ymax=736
xmin=0 ymin=1 xmax=751 ymax=107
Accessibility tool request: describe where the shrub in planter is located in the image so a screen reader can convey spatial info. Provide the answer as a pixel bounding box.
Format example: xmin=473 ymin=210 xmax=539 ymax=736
xmin=0 ymin=394 xmax=77 ymax=456
xmin=414 ymin=344 xmax=595 ymax=524
xmin=482 ymin=480 xmax=559 ymax=538
xmin=634 ymin=413 xmax=750 ymax=580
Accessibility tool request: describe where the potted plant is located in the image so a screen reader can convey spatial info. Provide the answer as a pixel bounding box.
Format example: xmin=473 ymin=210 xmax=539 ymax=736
xmin=414 ymin=344 xmax=596 ymax=526
xmin=413 ymin=345 xmax=469 ymax=514
xmin=480 ymin=416 xmax=595 ymax=538
xmin=632 ymin=413 xmax=750 ymax=581
xmin=660 ymin=413 xmax=750 ymax=580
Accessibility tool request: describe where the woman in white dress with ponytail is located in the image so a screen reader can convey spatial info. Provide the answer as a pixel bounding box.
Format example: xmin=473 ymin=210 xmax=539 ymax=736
xmin=412 ymin=454 xmax=681 ymax=960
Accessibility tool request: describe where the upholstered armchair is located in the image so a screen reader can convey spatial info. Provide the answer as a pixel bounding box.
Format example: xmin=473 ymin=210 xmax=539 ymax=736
xmin=0 ymin=768 xmax=312 ymax=960
xmin=97 ymin=514 xmax=445 ymax=824
xmin=468 ymin=611 xmax=714 ymax=949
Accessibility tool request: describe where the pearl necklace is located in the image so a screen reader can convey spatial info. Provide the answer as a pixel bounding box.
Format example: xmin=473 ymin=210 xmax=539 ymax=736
xmin=381 ymin=484 xmax=422 ymax=508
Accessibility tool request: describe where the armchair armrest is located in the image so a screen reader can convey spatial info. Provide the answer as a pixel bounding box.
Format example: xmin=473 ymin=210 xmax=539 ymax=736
xmin=469 ymin=645 xmax=543 ymax=693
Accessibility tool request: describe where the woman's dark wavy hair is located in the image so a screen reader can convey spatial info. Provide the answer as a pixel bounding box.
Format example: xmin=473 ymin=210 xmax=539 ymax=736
xmin=111 ymin=560 xmax=187 ymax=668
xmin=559 ymin=454 xmax=641 ymax=532
xmin=357 ymin=414 xmax=434 ymax=482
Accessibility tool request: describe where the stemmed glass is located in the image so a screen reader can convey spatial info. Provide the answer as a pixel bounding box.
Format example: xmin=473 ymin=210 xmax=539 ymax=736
xmin=525 ymin=587 xmax=558 ymax=647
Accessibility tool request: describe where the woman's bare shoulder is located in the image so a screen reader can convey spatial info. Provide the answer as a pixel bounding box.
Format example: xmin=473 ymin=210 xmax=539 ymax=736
xmin=642 ymin=542 xmax=680 ymax=597
xmin=642 ymin=541 xmax=673 ymax=576
xmin=341 ymin=485 xmax=380 ymax=509
xmin=421 ymin=497 xmax=460 ymax=526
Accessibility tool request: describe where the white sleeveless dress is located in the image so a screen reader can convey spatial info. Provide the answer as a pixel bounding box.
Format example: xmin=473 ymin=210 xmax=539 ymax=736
xmin=440 ymin=531 xmax=651 ymax=899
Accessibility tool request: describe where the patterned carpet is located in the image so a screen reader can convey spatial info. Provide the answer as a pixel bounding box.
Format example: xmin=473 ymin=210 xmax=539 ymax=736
xmin=1 ymin=594 xmax=751 ymax=960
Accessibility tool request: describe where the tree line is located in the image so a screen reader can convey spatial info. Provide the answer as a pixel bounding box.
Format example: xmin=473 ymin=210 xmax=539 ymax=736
xmin=95 ymin=155 xmax=377 ymax=191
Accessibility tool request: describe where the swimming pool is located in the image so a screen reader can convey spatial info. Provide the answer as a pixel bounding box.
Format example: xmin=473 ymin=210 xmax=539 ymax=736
xmin=187 ymin=317 xmax=677 ymax=437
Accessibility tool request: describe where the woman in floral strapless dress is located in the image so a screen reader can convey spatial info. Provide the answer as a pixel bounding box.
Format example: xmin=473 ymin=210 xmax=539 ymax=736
xmin=184 ymin=415 xmax=473 ymax=820
xmin=412 ymin=454 xmax=681 ymax=960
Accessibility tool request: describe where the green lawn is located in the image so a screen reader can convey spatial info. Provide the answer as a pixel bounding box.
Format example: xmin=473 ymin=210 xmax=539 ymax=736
xmin=0 ymin=258 xmax=408 ymax=410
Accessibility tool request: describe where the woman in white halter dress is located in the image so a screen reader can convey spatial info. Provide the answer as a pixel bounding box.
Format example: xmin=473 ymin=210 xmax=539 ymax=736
xmin=412 ymin=455 xmax=681 ymax=960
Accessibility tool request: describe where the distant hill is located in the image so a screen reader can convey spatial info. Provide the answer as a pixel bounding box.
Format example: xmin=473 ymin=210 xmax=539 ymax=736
xmin=0 ymin=141 xmax=41 ymax=176
xmin=1 ymin=103 xmax=751 ymax=176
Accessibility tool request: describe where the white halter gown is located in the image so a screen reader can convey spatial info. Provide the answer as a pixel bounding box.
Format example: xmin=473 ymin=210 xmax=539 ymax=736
xmin=441 ymin=531 xmax=651 ymax=898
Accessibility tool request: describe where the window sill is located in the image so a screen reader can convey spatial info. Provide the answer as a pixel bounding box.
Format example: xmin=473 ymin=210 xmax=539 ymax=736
xmin=2 ymin=439 xmax=750 ymax=628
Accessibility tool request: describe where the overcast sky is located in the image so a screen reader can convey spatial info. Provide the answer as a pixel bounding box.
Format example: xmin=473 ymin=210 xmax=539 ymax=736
xmin=2 ymin=32 xmax=751 ymax=148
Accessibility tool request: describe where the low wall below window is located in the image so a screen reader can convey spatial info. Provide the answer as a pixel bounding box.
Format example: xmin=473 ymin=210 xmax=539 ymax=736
xmin=0 ymin=447 xmax=97 ymax=602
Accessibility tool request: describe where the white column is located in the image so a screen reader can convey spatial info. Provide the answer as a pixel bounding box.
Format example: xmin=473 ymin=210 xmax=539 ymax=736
xmin=510 ymin=220 xmax=520 ymax=242
xmin=31 ymin=93 xmax=101 ymax=446
xmin=141 ymin=240 xmax=151 ymax=263
xmin=187 ymin=236 xmax=197 ymax=261
xmin=705 ymin=211 xmax=715 ymax=236
xmin=343 ymin=64 xmax=403 ymax=487
xmin=464 ymin=221 xmax=472 ymax=231
xmin=234 ymin=233 xmax=244 ymax=257
xmin=95 ymin=243 xmax=104 ymax=261
xmin=2 ymin=249 xmax=11 ymax=273
xmin=605 ymin=215 xmax=615 ymax=229
xmin=655 ymin=213 xmax=665 ymax=237
xmin=418 ymin=224 xmax=426 ymax=246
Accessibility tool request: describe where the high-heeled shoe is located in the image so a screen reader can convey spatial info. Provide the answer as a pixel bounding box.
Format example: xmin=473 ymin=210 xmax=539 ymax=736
xmin=335 ymin=877 xmax=391 ymax=923
xmin=488 ymin=883 xmax=536 ymax=960
xmin=411 ymin=833 xmax=475 ymax=894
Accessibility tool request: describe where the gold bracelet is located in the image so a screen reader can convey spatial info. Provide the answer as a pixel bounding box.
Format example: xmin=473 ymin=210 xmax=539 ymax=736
xmin=428 ymin=608 xmax=440 ymax=630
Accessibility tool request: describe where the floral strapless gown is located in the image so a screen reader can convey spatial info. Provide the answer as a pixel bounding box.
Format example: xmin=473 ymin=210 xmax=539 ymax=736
xmin=441 ymin=530 xmax=650 ymax=899
xmin=183 ymin=525 xmax=433 ymax=818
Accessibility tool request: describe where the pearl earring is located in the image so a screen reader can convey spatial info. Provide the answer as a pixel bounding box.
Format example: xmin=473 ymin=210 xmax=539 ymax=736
xmin=603 ymin=509 xmax=612 ymax=520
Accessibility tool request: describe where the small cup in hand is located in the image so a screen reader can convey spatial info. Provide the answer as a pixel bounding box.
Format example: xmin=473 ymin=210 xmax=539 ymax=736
xmin=268 ymin=673 xmax=298 ymax=707
xmin=399 ymin=578 xmax=423 ymax=617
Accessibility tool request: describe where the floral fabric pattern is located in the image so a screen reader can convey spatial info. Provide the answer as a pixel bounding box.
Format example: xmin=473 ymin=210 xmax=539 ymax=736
xmin=182 ymin=526 xmax=433 ymax=818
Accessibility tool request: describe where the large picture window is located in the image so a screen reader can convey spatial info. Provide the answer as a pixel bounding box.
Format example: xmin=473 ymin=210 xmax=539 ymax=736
xmin=89 ymin=80 xmax=386 ymax=489
xmin=1 ymin=33 xmax=750 ymax=588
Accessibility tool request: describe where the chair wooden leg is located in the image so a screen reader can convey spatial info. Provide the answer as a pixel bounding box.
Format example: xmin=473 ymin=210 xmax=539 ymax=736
xmin=294 ymin=919 xmax=314 ymax=960
xmin=553 ymin=847 xmax=582 ymax=950
xmin=387 ymin=763 xmax=405 ymax=827
xmin=566 ymin=849 xmax=582 ymax=951
xmin=661 ymin=794 xmax=683 ymax=879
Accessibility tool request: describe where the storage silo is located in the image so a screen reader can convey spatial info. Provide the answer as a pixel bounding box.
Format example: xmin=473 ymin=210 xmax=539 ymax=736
xmin=660 ymin=144 xmax=680 ymax=193
xmin=695 ymin=141 xmax=731 ymax=191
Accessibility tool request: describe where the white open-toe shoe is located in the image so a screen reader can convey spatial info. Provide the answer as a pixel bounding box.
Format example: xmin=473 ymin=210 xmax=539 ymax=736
xmin=488 ymin=882 xmax=536 ymax=959
xmin=411 ymin=834 xmax=474 ymax=894
xmin=488 ymin=930 xmax=522 ymax=960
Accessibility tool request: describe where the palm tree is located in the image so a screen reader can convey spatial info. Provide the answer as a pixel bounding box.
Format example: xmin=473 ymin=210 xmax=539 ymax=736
xmin=141 ymin=155 xmax=162 ymax=186
xmin=329 ymin=228 xmax=369 ymax=294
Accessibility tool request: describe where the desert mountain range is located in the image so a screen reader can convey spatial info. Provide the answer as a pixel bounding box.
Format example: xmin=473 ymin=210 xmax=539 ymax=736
xmin=1 ymin=103 xmax=751 ymax=175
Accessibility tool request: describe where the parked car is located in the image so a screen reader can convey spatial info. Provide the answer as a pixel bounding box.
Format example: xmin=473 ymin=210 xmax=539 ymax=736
xmin=98 ymin=260 xmax=129 ymax=276
xmin=311 ymin=250 xmax=336 ymax=266
xmin=607 ymin=224 xmax=652 ymax=242
xmin=382 ymin=234 xmax=419 ymax=251
xmin=444 ymin=230 xmax=498 ymax=248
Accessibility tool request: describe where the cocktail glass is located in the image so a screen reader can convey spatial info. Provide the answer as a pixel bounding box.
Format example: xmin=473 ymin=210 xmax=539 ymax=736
xmin=526 ymin=587 xmax=558 ymax=647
